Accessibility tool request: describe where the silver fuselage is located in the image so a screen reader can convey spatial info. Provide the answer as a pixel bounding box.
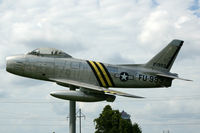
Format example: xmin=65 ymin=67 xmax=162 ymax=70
xmin=6 ymin=54 xmax=172 ymax=89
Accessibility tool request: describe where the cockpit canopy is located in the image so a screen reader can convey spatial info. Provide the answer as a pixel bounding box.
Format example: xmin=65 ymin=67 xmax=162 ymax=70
xmin=27 ymin=48 xmax=72 ymax=58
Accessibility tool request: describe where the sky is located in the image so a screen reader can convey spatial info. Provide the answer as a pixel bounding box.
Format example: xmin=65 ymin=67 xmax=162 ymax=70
xmin=0 ymin=0 xmax=200 ymax=133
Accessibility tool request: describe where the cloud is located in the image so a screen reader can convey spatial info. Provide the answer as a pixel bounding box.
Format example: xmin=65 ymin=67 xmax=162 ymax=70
xmin=0 ymin=0 xmax=200 ymax=133
xmin=51 ymin=103 xmax=69 ymax=115
xmin=0 ymin=90 xmax=9 ymax=98
xmin=105 ymin=52 xmax=134 ymax=64
xmin=23 ymin=39 xmax=86 ymax=54
xmin=138 ymin=10 xmax=171 ymax=44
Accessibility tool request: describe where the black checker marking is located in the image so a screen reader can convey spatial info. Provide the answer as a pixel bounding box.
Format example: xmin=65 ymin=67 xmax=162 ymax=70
xmin=100 ymin=63 xmax=115 ymax=87
xmin=86 ymin=60 xmax=103 ymax=87
xmin=166 ymin=41 xmax=183 ymax=69
xmin=93 ymin=62 xmax=109 ymax=87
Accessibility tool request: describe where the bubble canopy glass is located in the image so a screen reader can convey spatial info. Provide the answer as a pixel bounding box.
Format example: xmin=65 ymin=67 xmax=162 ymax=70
xmin=27 ymin=48 xmax=72 ymax=58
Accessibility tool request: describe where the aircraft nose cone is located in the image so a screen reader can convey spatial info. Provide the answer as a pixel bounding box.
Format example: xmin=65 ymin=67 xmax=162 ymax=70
xmin=6 ymin=55 xmax=25 ymax=75
xmin=6 ymin=56 xmax=14 ymax=72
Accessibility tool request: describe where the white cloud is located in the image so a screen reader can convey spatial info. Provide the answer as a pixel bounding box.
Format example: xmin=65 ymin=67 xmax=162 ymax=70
xmin=174 ymin=16 xmax=190 ymax=29
xmin=0 ymin=0 xmax=200 ymax=133
xmin=138 ymin=10 xmax=170 ymax=44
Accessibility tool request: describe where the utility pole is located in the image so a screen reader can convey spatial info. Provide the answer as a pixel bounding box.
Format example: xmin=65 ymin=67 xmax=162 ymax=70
xmin=76 ymin=108 xmax=86 ymax=133
xmin=67 ymin=106 xmax=86 ymax=133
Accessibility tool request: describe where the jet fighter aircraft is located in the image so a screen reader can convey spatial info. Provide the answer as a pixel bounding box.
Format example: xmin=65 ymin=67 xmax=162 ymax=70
xmin=6 ymin=39 xmax=191 ymax=102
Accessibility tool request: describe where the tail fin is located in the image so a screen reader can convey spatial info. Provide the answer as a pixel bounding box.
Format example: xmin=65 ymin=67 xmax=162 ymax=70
xmin=145 ymin=39 xmax=184 ymax=72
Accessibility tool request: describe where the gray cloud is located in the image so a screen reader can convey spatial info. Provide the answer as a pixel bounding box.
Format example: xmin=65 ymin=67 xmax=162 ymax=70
xmin=51 ymin=103 xmax=69 ymax=116
xmin=0 ymin=90 xmax=9 ymax=98
xmin=105 ymin=52 xmax=134 ymax=64
xmin=161 ymin=113 xmax=200 ymax=120
xmin=22 ymin=39 xmax=86 ymax=54
xmin=0 ymin=0 xmax=200 ymax=133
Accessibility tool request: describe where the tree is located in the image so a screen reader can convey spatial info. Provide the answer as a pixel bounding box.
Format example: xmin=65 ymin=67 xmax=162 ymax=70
xmin=94 ymin=105 xmax=142 ymax=133
xmin=132 ymin=123 xmax=142 ymax=133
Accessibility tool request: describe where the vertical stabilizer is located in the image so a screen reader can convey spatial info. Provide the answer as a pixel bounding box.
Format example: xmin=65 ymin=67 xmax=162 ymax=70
xmin=145 ymin=39 xmax=184 ymax=72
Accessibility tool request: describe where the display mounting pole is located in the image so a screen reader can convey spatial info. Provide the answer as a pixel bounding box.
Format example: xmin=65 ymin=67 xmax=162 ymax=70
xmin=79 ymin=109 xmax=81 ymax=133
xmin=69 ymin=86 xmax=76 ymax=133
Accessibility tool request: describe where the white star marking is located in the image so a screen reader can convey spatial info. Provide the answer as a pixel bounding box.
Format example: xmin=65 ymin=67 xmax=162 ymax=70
xmin=121 ymin=73 xmax=128 ymax=80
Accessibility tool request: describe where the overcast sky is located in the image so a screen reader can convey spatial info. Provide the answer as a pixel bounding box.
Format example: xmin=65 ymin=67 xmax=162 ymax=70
xmin=0 ymin=0 xmax=200 ymax=133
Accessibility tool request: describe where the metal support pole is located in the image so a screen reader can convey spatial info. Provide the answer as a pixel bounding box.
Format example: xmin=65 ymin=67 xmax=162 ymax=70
xmin=69 ymin=87 xmax=76 ymax=133
xmin=79 ymin=109 xmax=81 ymax=133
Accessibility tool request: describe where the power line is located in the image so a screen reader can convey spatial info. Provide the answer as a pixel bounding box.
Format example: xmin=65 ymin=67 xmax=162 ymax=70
xmin=0 ymin=95 xmax=199 ymax=103
xmin=0 ymin=117 xmax=68 ymax=122
xmin=142 ymin=122 xmax=200 ymax=126
xmin=0 ymin=124 xmax=69 ymax=127
xmin=0 ymin=122 xmax=199 ymax=127
xmin=0 ymin=101 xmax=64 ymax=103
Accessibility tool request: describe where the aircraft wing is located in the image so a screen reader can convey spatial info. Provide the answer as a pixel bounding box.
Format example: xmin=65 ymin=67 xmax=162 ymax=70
xmin=49 ymin=78 xmax=144 ymax=98
xmin=156 ymin=73 xmax=192 ymax=81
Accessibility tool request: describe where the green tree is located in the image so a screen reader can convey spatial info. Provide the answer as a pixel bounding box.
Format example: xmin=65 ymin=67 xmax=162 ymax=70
xmin=94 ymin=105 xmax=142 ymax=133
xmin=132 ymin=123 xmax=142 ymax=133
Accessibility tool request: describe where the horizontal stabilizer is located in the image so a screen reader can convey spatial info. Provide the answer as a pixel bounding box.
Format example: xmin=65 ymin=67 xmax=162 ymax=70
xmin=156 ymin=73 xmax=192 ymax=81
xmin=49 ymin=78 xmax=144 ymax=98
